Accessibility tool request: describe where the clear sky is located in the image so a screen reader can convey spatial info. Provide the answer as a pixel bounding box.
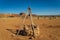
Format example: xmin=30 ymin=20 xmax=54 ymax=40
xmin=0 ymin=0 xmax=60 ymax=15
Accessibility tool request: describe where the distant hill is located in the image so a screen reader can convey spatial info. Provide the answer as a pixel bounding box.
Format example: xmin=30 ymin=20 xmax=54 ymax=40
xmin=0 ymin=14 xmax=19 ymax=17
xmin=0 ymin=13 xmax=60 ymax=17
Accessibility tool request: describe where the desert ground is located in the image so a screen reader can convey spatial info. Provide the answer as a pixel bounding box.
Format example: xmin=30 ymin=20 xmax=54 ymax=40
xmin=0 ymin=14 xmax=60 ymax=40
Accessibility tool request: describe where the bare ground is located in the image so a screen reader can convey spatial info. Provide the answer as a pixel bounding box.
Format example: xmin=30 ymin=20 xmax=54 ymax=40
xmin=0 ymin=17 xmax=60 ymax=40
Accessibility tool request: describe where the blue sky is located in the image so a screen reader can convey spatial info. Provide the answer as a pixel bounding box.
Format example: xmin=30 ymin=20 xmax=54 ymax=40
xmin=0 ymin=0 xmax=60 ymax=15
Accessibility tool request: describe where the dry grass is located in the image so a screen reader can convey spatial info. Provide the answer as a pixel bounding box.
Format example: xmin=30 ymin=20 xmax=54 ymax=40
xmin=0 ymin=16 xmax=60 ymax=40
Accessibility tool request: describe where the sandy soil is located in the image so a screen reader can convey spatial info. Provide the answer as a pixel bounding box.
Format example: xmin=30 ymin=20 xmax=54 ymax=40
xmin=0 ymin=17 xmax=60 ymax=40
